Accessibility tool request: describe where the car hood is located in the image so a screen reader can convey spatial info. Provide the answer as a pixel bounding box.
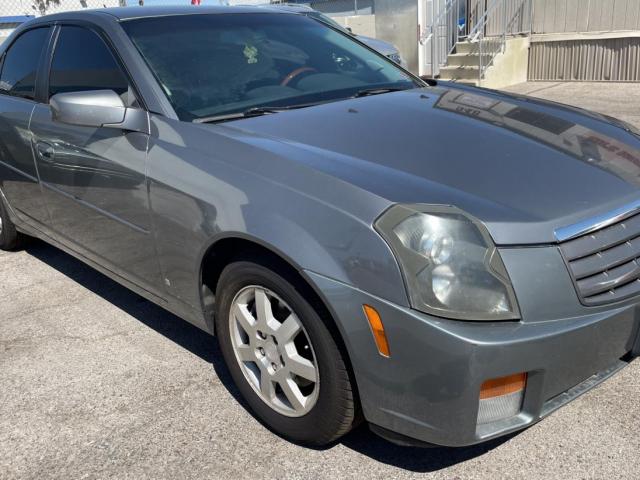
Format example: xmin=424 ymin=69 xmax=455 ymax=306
xmin=220 ymin=85 xmax=640 ymax=245
xmin=356 ymin=35 xmax=397 ymax=56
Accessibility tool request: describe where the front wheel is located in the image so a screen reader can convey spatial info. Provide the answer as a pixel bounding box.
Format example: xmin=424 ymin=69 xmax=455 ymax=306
xmin=0 ymin=195 xmax=25 ymax=251
xmin=215 ymin=259 xmax=356 ymax=446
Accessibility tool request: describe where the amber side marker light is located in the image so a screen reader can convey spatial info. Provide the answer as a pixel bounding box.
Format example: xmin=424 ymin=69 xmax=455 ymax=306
xmin=480 ymin=373 xmax=527 ymax=399
xmin=363 ymin=305 xmax=390 ymax=358
xmin=477 ymin=373 xmax=527 ymax=425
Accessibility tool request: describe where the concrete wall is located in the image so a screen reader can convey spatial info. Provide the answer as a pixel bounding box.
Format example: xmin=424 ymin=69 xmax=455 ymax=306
xmin=482 ymin=36 xmax=530 ymax=88
xmin=312 ymin=0 xmax=374 ymax=16
xmin=332 ymin=14 xmax=376 ymax=37
xmin=533 ymin=0 xmax=640 ymax=34
xmin=375 ymin=0 xmax=419 ymax=72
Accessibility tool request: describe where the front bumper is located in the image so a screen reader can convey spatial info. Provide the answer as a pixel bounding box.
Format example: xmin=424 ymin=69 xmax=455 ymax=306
xmin=306 ymin=257 xmax=640 ymax=447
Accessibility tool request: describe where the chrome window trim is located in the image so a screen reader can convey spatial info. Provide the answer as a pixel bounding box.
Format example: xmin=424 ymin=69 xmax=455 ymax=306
xmin=555 ymin=198 xmax=640 ymax=243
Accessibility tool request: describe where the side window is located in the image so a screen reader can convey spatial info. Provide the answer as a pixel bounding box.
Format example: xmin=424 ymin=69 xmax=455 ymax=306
xmin=0 ymin=28 xmax=50 ymax=100
xmin=49 ymin=26 xmax=132 ymax=103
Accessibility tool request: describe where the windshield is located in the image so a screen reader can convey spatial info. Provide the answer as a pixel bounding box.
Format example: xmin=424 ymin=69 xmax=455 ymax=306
xmin=122 ymin=13 xmax=418 ymax=121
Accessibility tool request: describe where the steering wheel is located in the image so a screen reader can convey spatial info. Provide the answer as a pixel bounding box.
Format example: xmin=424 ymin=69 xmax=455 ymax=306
xmin=281 ymin=67 xmax=318 ymax=87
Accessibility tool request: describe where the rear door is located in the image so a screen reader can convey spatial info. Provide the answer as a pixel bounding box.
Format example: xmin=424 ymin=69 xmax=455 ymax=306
xmin=29 ymin=25 xmax=163 ymax=295
xmin=0 ymin=26 xmax=51 ymax=225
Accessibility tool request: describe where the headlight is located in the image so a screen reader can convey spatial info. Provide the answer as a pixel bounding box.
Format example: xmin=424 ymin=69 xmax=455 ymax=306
xmin=375 ymin=204 xmax=520 ymax=321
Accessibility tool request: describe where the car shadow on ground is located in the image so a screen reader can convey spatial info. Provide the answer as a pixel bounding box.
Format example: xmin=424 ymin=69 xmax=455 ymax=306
xmin=338 ymin=428 xmax=514 ymax=472
xmin=23 ymin=240 xmax=515 ymax=473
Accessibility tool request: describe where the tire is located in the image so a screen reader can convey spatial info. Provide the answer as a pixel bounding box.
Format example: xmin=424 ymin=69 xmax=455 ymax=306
xmin=0 ymin=195 xmax=25 ymax=251
xmin=215 ymin=258 xmax=356 ymax=446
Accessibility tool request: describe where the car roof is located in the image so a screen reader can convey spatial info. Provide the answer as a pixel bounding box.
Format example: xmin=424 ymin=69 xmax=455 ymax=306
xmin=256 ymin=4 xmax=314 ymax=13
xmin=0 ymin=15 xmax=35 ymax=24
xmin=30 ymin=5 xmax=295 ymax=23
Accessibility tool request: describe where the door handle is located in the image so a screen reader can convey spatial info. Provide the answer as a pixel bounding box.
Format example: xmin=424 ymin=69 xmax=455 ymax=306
xmin=35 ymin=141 xmax=55 ymax=162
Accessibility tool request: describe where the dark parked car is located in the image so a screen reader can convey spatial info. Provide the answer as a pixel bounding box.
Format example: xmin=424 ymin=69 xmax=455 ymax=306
xmin=0 ymin=6 xmax=638 ymax=448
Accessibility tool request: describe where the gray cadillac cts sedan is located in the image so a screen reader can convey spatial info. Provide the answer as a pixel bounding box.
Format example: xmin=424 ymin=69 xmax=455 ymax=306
xmin=1 ymin=6 xmax=639 ymax=448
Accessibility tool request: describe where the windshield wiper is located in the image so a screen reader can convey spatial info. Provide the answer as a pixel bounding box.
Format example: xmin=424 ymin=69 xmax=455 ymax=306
xmin=194 ymin=91 xmax=406 ymax=124
xmin=194 ymin=103 xmax=322 ymax=124
xmin=352 ymin=87 xmax=408 ymax=98
xmin=193 ymin=109 xmax=272 ymax=124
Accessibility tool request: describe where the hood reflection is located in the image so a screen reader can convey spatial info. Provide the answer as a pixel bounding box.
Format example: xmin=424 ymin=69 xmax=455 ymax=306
xmin=434 ymin=89 xmax=640 ymax=187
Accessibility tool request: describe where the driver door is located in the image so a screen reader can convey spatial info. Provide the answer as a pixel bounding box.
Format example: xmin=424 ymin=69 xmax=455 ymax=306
xmin=30 ymin=25 xmax=164 ymax=296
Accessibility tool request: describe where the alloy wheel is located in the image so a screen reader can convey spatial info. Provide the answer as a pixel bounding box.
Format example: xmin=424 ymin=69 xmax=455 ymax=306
xmin=228 ymin=285 xmax=319 ymax=417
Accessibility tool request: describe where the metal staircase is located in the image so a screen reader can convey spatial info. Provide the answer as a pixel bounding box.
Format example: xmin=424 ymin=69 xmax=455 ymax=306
xmin=421 ymin=0 xmax=533 ymax=86
xmin=438 ymin=41 xmax=491 ymax=85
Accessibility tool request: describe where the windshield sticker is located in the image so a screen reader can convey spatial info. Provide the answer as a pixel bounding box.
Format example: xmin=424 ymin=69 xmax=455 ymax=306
xmin=244 ymin=44 xmax=259 ymax=64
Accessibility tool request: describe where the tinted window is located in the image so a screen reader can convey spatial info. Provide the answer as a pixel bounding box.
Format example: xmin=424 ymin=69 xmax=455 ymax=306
xmin=123 ymin=14 xmax=416 ymax=121
xmin=0 ymin=27 xmax=49 ymax=100
xmin=49 ymin=26 xmax=129 ymax=99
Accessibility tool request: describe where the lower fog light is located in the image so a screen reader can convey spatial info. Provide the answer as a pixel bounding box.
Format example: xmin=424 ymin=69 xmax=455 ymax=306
xmin=477 ymin=373 xmax=527 ymax=425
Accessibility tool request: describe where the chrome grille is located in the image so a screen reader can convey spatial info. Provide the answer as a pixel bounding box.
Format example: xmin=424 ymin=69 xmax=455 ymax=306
xmin=559 ymin=212 xmax=640 ymax=305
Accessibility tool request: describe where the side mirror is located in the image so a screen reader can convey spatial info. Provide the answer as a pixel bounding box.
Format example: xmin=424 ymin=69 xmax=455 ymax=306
xmin=50 ymin=90 xmax=149 ymax=133
xmin=420 ymin=75 xmax=438 ymax=86
xmin=346 ymin=27 xmax=354 ymax=34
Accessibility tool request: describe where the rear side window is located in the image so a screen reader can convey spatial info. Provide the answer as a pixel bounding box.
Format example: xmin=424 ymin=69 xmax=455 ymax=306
xmin=49 ymin=26 xmax=129 ymax=99
xmin=0 ymin=27 xmax=49 ymax=100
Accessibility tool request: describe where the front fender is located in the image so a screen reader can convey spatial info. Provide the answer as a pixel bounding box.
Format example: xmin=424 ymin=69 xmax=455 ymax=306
xmin=147 ymin=115 xmax=408 ymax=317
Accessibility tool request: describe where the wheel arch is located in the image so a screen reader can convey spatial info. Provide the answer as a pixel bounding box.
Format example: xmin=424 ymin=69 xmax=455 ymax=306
xmin=198 ymin=233 xmax=361 ymax=410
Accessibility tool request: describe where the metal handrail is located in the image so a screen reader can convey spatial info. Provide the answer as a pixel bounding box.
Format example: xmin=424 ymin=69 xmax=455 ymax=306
xmin=422 ymin=0 xmax=532 ymax=83
xmin=468 ymin=0 xmax=502 ymax=40
xmin=419 ymin=0 xmax=464 ymax=78
xmin=473 ymin=0 xmax=532 ymax=84
xmin=419 ymin=0 xmax=456 ymax=45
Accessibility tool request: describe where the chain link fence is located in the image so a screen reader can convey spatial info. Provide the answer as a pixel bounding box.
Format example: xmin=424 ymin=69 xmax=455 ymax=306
xmin=1 ymin=0 xmax=123 ymax=17
xmin=0 ymin=0 xmax=123 ymax=42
